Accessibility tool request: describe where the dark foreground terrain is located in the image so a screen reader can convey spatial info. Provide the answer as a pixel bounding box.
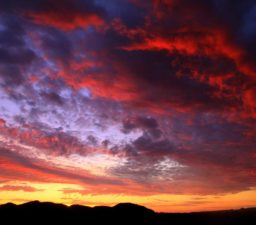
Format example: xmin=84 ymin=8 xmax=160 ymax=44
xmin=0 ymin=201 xmax=255 ymax=225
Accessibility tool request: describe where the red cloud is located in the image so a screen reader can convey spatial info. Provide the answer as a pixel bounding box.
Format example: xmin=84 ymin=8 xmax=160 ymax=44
xmin=0 ymin=156 xmax=60 ymax=184
xmin=0 ymin=123 xmax=86 ymax=156
xmin=243 ymin=88 xmax=256 ymax=118
xmin=64 ymin=2 xmax=255 ymax=117
xmin=4 ymin=0 xmax=106 ymax=31
xmin=28 ymin=12 xmax=104 ymax=31
xmin=0 ymin=147 xmax=123 ymax=188
xmin=122 ymin=27 xmax=254 ymax=80
xmin=0 ymin=118 xmax=6 ymax=126
xmin=0 ymin=185 xmax=42 ymax=192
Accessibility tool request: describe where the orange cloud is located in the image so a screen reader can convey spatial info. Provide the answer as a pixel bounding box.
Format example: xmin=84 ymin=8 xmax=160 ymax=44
xmin=0 ymin=185 xmax=42 ymax=192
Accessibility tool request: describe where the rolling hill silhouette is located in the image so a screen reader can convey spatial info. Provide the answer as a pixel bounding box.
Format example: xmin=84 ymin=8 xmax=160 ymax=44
xmin=0 ymin=201 xmax=255 ymax=225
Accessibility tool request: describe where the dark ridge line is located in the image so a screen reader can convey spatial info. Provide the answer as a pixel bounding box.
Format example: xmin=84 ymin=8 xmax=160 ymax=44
xmin=1 ymin=200 xmax=256 ymax=213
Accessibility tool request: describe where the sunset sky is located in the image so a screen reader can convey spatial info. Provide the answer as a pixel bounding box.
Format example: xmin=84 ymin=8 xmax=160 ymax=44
xmin=0 ymin=0 xmax=256 ymax=212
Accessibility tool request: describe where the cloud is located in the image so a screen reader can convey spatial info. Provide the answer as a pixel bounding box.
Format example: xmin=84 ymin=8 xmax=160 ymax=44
xmin=0 ymin=185 xmax=43 ymax=192
xmin=38 ymin=28 xmax=73 ymax=64
xmin=40 ymin=91 xmax=64 ymax=105
xmin=0 ymin=118 xmax=6 ymax=126
xmin=61 ymin=188 xmax=89 ymax=195
xmin=0 ymin=0 xmax=105 ymax=31
xmin=109 ymin=111 xmax=256 ymax=194
xmin=0 ymin=147 xmax=124 ymax=187
xmin=0 ymin=0 xmax=255 ymax=200
xmin=122 ymin=116 xmax=162 ymax=138
xmin=0 ymin=15 xmax=37 ymax=86
xmin=50 ymin=0 xmax=256 ymax=118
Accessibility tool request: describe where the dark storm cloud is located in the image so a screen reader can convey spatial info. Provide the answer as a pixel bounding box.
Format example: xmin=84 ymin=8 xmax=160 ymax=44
xmin=0 ymin=47 xmax=35 ymax=65
xmin=39 ymin=28 xmax=73 ymax=65
xmin=0 ymin=16 xmax=25 ymax=47
xmin=123 ymin=116 xmax=158 ymax=130
xmin=0 ymin=65 xmax=25 ymax=85
xmin=132 ymin=135 xmax=174 ymax=155
xmin=95 ymin=0 xmax=148 ymax=27
xmin=28 ymin=0 xmax=104 ymax=17
xmin=40 ymin=91 xmax=64 ymax=105
xmin=108 ymin=50 xmax=226 ymax=109
xmin=136 ymin=117 xmax=158 ymax=129
xmin=0 ymin=15 xmax=37 ymax=86
xmin=122 ymin=116 xmax=163 ymax=141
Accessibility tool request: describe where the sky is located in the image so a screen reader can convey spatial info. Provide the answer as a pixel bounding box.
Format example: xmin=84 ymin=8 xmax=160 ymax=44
xmin=0 ymin=0 xmax=256 ymax=212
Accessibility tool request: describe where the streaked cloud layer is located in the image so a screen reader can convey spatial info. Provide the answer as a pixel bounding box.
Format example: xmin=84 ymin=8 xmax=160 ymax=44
xmin=0 ymin=0 xmax=256 ymax=211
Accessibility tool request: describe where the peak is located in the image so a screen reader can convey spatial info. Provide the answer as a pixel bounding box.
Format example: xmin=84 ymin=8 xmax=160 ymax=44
xmin=20 ymin=201 xmax=67 ymax=208
xmin=114 ymin=202 xmax=155 ymax=213
xmin=114 ymin=202 xmax=143 ymax=207
xmin=0 ymin=202 xmax=16 ymax=208
xmin=70 ymin=204 xmax=92 ymax=210
xmin=21 ymin=200 xmax=41 ymax=206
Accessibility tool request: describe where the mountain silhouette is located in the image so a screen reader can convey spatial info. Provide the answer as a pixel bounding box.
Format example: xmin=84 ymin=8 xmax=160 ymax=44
xmin=0 ymin=201 xmax=255 ymax=225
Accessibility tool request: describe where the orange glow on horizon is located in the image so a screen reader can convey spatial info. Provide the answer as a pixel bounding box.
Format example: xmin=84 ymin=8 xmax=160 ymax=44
xmin=0 ymin=182 xmax=256 ymax=212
